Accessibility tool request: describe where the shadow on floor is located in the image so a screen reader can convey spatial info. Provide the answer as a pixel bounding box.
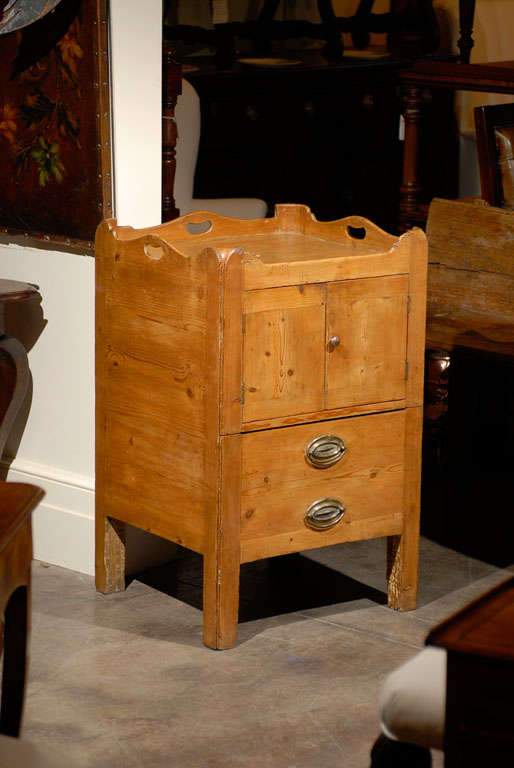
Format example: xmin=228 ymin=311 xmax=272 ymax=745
xmin=130 ymin=552 xmax=387 ymax=623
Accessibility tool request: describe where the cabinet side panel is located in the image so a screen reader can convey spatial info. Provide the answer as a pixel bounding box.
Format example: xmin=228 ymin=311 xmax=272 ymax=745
xmin=405 ymin=229 xmax=428 ymax=407
xmin=97 ymin=232 xmax=221 ymax=553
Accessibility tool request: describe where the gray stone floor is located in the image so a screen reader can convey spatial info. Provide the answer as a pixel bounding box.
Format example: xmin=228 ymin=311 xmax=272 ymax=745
xmin=21 ymin=538 xmax=512 ymax=768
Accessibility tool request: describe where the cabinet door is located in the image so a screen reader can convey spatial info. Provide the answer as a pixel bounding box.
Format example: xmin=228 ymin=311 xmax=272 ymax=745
xmin=326 ymin=275 xmax=409 ymax=409
xmin=243 ymin=284 xmax=325 ymax=422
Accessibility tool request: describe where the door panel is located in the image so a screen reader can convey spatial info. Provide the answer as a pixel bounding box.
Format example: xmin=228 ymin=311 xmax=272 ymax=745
xmin=242 ymin=285 xmax=325 ymax=422
xmin=327 ymin=275 xmax=409 ymax=408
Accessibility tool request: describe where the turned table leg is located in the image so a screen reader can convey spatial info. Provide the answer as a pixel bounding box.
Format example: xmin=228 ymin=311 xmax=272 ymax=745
xmin=162 ymin=45 xmax=181 ymax=223
xmin=318 ymin=0 xmax=344 ymax=60
xmin=458 ymin=0 xmax=476 ymax=64
xmin=398 ymin=85 xmax=423 ymax=233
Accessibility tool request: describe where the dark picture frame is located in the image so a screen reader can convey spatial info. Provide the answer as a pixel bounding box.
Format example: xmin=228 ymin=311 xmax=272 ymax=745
xmin=474 ymin=102 xmax=514 ymax=208
xmin=0 ymin=0 xmax=112 ymax=253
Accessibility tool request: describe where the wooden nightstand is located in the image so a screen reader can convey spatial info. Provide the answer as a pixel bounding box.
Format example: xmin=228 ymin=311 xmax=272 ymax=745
xmin=95 ymin=204 xmax=427 ymax=648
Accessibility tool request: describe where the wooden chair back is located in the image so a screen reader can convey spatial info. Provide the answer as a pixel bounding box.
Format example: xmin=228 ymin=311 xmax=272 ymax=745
xmin=475 ymin=103 xmax=514 ymax=208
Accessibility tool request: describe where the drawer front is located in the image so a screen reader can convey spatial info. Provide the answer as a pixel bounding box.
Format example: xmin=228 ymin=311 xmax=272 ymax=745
xmin=240 ymin=410 xmax=405 ymax=562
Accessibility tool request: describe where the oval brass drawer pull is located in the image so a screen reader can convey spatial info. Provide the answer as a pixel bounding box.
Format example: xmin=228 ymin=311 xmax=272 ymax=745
xmin=305 ymin=434 xmax=346 ymax=468
xmin=305 ymin=498 xmax=345 ymax=530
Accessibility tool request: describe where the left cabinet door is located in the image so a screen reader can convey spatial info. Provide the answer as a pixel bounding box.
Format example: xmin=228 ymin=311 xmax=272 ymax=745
xmin=242 ymin=284 xmax=326 ymax=423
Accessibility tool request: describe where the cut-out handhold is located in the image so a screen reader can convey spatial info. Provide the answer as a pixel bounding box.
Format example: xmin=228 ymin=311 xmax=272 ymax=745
xmin=186 ymin=220 xmax=212 ymax=235
xmin=145 ymin=244 xmax=164 ymax=260
xmin=347 ymin=225 xmax=366 ymax=240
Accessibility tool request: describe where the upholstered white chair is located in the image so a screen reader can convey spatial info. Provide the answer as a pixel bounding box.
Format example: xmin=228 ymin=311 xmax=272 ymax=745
xmin=371 ymin=647 xmax=446 ymax=767
xmin=174 ymin=79 xmax=268 ymax=219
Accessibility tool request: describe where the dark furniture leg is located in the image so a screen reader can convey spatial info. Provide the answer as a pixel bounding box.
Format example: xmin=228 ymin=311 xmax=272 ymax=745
xmin=398 ymin=85 xmax=423 ymax=232
xmin=458 ymin=0 xmax=476 ymax=64
xmin=351 ymin=0 xmax=373 ymax=50
xmin=0 ymin=587 xmax=28 ymax=737
xmin=162 ymin=45 xmax=181 ymax=223
xmin=0 ymin=482 xmax=42 ymax=737
xmin=254 ymin=0 xmax=280 ymax=54
xmin=317 ymin=0 xmax=344 ymax=60
xmin=370 ymin=734 xmax=432 ymax=768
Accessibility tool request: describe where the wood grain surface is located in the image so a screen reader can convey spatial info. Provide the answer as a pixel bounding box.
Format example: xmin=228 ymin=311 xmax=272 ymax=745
xmin=95 ymin=204 xmax=427 ymax=646
xmin=327 ymin=275 xmax=409 ymax=409
xmin=240 ymin=411 xmax=405 ymax=561
xmin=426 ymin=197 xmax=514 ymax=353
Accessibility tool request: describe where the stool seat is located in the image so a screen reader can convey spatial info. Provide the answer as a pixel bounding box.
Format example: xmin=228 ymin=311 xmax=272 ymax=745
xmin=0 ymin=281 xmax=38 ymax=304
xmin=378 ymin=647 xmax=447 ymax=750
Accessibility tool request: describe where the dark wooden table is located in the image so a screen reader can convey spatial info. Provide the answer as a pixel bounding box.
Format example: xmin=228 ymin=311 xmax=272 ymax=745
xmin=398 ymin=59 xmax=514 ymax=230
xmin=427 ymin=576 xmax=514 ymax=766
xmin=0 ymin=280 xmax=40 ymax=461
xmin=181 ymin=52 xmax=458 ymax=233
xmin=0 ymin=482 xmax=44 ymax=737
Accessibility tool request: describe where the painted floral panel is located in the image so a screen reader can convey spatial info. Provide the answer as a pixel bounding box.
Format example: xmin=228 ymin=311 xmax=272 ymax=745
xmin=0 ymin=0 xmax=109 ymax=244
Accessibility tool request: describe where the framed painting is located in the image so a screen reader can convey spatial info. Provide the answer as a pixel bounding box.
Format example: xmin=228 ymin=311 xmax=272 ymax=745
xmin=0 ymin=0 xmax=112 ymax=252
xmin=475 ymin=103 xmax=514 ymax=210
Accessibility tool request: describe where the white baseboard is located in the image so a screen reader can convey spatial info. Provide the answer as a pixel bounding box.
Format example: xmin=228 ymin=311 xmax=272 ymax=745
xmin=3 ymin=458 xmax=95 ymax=576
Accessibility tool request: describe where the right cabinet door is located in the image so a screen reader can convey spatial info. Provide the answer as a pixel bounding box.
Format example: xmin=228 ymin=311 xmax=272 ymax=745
xmin=326 ymin=274 xmax=409 ymax=409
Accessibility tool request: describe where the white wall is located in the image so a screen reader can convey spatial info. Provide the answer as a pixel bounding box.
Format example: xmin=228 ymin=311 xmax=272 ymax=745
xmin=1 ymin=247 xmax=96 ymax=574
xmin=1 ymin=0 xmax=164 ymax=575
xmin=110 ymin=0 xmax=163 ymax=227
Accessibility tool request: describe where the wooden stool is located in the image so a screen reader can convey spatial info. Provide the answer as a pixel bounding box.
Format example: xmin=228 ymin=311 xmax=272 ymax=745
xmin=0 ymin=482 xmax=44 ymax=737
xmin=0 ymin=280 xmax=40 ymax=461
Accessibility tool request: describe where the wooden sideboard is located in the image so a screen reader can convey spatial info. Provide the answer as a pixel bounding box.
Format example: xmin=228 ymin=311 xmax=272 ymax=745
xmin=95 ymin=204 xmax=427 ymax=648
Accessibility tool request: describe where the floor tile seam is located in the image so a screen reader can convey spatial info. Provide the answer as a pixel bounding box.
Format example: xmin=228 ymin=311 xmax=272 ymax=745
xmin=407 ymin=616 xmax=437 ymax=628
xmin=299 ymin=614 xmax=423 ymax=651
xmin=306 ymin=709 xmax=346 ymax=757
xmin=414 ymin=573 xmax=514 ymax=618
